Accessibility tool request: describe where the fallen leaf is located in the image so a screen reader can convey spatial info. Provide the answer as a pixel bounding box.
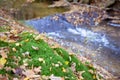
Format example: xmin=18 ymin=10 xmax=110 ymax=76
xmin=0 ymin=58 xmax=7 ymax=69
xmin=54 ymin=64 xmax=59 ymax=67
xmin=32 ymin=46 xmax=39 ymax=50
xmin=12 ymin=47 xmax=17 ymax=52
xmin=69 ymin=53 xmax=74 ymax=55
xmin=38 ymin=58 xmax=44 ymax=62
xmin=51 ymin=44 xmax=60 ymax=48
xmin=93 ymin=75 xmax=96 ymax=79
xmin=71 ymin=63 xmax=76 ymax=72
xmin=23 ymin=77 xmax=29 ymax=80
xmin=88 ymin=69 xmax=94 ymax=74
xmin=15 ymin=43 xmax=20 ymax=46
xmin=23 ymin=59 xmax=29 ymax=66
xmin=0 ymin=50 xmax=7 ymax=58
xmin=35 ymin=34 xmax=46 ymax=40
xmin=78 ymin=71 xmax=85 ymax=79
xmin=23 ymin=51 xmax=30 ymax=55
xmin=0 ymin=58 xmax=7 ymax=65
xmin=23 ymin=69 xmax=40 ymax=78
xmin=62 ymin=67 xmax=66 ymax=72
xmin=9 ymin=34 xmax=19 ymax=41
xmin=0 ymin=76 xmax=7 ymax=80
xmin=34 ymin=35 xmax=41 ymax=40
xmin=49 ymin=74 xmax=64 ymax=80
xmin=65 ymin=61 xmax=69 ymax=65
xmin=1 ymin=35 xmax=7 ymax=41
xmin=13 ymin=78 xmax=19 ymax=80
xmin=25 ymin=39 xmax=29 ymax=42
xmin=8 ymin=40 xmax=16 ymax=43
xmin=10 ymin=30 xmax=18 ymax=34
xmin=69 ymin=56 xmax=71 ymax=61
xmin=33 ymin=67 xmax=41 ymax=73
xmin=41 ymin=75 xmax=49 ymax=80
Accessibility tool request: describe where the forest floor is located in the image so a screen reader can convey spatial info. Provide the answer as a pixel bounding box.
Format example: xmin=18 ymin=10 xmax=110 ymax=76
xmin=0 ymin=8 xmax=117 ymax=80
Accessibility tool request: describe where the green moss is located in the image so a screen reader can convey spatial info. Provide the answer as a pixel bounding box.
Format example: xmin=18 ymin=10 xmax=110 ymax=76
xmin=0 ymin=69 xmax=6 ymax=75
xmin=0 ymin=32 xmax=100 ymax=80
xmin=0 ymin=40 xmax=8 ymax=47
xmin=54 ymin=48 xmax=96 ymax=80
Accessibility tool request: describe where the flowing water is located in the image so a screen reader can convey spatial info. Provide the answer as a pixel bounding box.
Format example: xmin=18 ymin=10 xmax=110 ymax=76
xmin=25 ymin=14 xmax=120 ymax=77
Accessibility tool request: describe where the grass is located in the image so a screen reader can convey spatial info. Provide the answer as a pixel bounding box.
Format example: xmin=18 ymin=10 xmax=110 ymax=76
xmin=0 ymin=32 xmax=101 ymax=80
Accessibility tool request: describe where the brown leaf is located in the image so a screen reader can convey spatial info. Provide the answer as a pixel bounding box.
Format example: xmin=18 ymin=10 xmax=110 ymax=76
xmin=33 ymin=67 xmax=41 ymax=73
xmin=22 ymin=69 xmax=40 ymax=78
xmin=0 ymin=48 xmax=8 ymax=58
xmin=0 ymin=74 xmax=7 ymax=80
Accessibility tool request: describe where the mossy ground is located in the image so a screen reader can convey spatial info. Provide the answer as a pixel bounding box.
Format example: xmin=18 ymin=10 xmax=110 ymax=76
xmin=0 ymin=26 xmax=101 ymax=80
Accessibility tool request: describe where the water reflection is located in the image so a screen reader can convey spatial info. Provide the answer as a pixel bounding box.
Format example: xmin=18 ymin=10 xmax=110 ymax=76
xmin=0 ymin=0 xmax=69 ymax=20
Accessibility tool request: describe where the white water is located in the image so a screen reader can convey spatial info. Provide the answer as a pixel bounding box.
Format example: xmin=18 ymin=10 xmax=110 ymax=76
xmin=68 ymin=28 xmax=109 ymax=46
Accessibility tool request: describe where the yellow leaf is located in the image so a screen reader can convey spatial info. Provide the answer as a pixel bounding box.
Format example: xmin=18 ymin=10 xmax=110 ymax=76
xmin=25 ymin=39 xmax=29 ymax=42
xmin=0 ymin=58 xmax=7 ymax=65
xmin=51 ymin=44 xmax=60 ymax=48
xmin=69 ymin=53 xmax=74 ymax=55
xmin=65 ymin=61 xmax=69 ymax=65
xmin=24 ymin=77 xmax=29 ymax=80
xmin=93 ymin=75 xmax=96 ymax=79
xmin=1 ymin=35 xmax=7 ymax=40
xmin=35 ymin=34 xmax=45 ymax=40
xmin=62 ymin=67 xmax=66 ymax=72
xmin=89 ymin=64 xmax=93 ymax=68
xmin=10 ymin=30 xmax=18 ymax=34
xmin=35 ymin=35 xmax=41 ymax=40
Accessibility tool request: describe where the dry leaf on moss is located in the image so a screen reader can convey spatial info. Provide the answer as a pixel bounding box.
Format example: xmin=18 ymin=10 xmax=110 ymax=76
xmin=22 ymin=69 xmax=40 ymax=78
xmin=32 ymin=46 xmax=39 ymax=50
xmin=0 ymin=58 xmax=7 ymax=69
xmin=50 ymin=74 xmax=64 ymax=80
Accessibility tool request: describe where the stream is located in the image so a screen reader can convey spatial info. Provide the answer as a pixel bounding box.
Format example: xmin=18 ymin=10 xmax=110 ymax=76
xmin=25 ymin=13 xmax=120 ymax=77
